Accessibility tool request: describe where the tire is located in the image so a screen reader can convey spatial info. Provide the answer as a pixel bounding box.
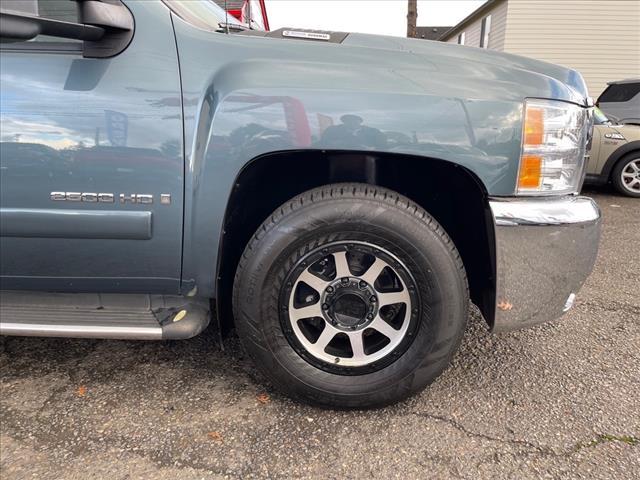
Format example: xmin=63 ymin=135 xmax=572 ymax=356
xmin=611 ymin=153 xmax=640 ymax=198
xmin=233 ymin=183 xmax=468 ymax=408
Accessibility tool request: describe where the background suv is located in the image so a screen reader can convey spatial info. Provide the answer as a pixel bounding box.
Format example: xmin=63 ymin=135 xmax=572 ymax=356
xmin=597 ymin=79 xmax=640 ymax=125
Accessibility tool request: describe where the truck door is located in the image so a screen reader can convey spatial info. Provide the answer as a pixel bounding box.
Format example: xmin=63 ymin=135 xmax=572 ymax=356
xmin=0 ymin=0 xmax=184 ymax=293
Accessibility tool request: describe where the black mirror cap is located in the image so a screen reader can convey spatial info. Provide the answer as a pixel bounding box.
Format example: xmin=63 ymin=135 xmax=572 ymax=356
xmin=0 ymin=1 xmax=134 ymax=58
xmin=80 ymin=0 xmax=134 ymax=58
xmin=0 ymin=14 xmax=40 ymax=43
xmin=0 ymin=12 xmax=105 ymax=43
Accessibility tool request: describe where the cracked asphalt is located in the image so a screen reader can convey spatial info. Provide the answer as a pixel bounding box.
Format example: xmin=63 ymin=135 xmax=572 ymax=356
xmin=1 ymin=188 xmax=638 ymax=479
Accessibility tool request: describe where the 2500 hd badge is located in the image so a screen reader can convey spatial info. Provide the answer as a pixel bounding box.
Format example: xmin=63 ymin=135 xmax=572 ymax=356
xmin=50 ymin=192 xmax=172 ymax=205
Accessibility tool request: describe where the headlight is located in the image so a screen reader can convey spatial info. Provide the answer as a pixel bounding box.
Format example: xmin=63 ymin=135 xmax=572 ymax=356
xmin=517 ymin=99 xmax=592 ymax=195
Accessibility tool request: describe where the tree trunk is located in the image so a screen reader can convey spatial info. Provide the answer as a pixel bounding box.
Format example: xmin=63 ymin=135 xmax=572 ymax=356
xmin=407 ymin=0 xmax=418 ymax=38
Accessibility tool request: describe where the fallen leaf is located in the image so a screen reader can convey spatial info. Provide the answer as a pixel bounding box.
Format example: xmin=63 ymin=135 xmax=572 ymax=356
xmin=76 ymin=385 xmax=87 ymax=397
xmin=207 ymin=431 xmax=223 ymax=442
xmin=497 ymin=300 xmax=513 ymax=311
xmin=257 ymin=393 xmax=270 ymax=404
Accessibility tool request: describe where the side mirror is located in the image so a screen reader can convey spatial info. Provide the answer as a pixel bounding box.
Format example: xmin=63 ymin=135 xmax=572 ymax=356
xmin=0 ymin=0 xmax=133 ymax=58
xmin=0 ymin=13 xmax=105 ymax=43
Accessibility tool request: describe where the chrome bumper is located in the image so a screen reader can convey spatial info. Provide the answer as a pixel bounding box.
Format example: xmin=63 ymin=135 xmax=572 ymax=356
xmin=489 ymin=196 xmax=601 ymax=332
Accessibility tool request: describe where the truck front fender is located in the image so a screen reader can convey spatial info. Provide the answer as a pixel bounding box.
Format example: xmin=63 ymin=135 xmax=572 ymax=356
xmin=169 ymin=16 xmax=572 ymax=296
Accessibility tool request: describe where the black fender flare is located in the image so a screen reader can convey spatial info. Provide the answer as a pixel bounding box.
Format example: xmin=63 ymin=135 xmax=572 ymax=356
xmin=601 ymin=140 xmax=640 ymax=180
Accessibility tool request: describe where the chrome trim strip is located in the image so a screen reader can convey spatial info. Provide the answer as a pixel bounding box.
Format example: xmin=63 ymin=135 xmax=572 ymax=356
xmin=489 ymin=195 xmax=601 ymax=332
xmin=0 ymin=208 xmax=152 ymax=239
xmin=490 ymin=196 xmax=600 ymax=226
xmin=0 ymin=322 xmax=162 ymax=340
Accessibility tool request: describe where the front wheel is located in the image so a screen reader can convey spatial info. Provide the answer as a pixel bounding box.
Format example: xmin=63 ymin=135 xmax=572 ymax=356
xmin=233 ymin=184 xmax=468 ymax=408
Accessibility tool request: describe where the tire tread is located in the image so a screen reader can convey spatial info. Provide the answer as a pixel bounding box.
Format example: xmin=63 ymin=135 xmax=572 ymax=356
xmin=232 ymin=183 xmax=469 ymax=408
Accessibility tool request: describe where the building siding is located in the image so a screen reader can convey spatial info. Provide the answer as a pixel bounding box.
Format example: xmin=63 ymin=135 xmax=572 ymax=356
xmin=446 ymin=17 xmax=483 ymax=46
xmin=446 ymin=0 xmax=507 ymax=49
xmin=487 ymin=0 xmax=508 ymax=51
xmin=504 ymin=0 xmax=640 ymax=96
xmin=442 ymin=0 xmax=640 ymax=97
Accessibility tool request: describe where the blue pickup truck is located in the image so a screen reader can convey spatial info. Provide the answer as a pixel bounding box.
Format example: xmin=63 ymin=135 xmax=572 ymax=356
xmin=0 ymin=0 xmax=600 ymax=407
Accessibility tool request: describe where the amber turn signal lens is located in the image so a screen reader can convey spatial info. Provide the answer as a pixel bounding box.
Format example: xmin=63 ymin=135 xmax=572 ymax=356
xmin=524 ymin=106 xmax=544 ymax=146
xmin=518 ymin=154 xmax=542 ymax=189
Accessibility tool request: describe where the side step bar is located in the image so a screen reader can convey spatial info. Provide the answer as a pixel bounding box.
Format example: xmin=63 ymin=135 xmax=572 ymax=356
xmin=0 ymin=291 xmax=210 ymax=340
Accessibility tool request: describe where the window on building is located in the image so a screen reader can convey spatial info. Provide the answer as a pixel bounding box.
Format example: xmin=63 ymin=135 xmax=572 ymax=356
xmin=480 ymin=15 xmax=491 ymax=48
xmin=457 ymin=32 xmax=465 ymax=45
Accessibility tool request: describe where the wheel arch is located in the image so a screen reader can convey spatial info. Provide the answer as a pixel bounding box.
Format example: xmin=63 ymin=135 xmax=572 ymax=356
xmin=601 ymin=140 xmax=640 ymax=180
xmin=215 ymin=150 xmax=496 ymax=333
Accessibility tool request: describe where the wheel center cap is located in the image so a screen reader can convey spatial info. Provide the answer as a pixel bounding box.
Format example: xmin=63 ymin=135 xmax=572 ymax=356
xmin=332 ymin=293 xmax=367 ymax=325
xmin=322 ymin=276 xmax=378 ymax=330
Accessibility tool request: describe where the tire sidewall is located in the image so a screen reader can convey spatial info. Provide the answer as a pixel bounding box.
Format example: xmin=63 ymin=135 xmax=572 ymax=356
xmin=234 ymin=192 xmax=467 ymax=406
xmin=612 ymin=154 xmax=640 ymax=198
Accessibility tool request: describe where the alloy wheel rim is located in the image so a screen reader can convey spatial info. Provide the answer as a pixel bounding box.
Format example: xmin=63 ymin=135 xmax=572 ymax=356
xmin=281 ymin=241 xmax=420 ymax=374
xmin=621 ymin=158 xmax=640 ymax=193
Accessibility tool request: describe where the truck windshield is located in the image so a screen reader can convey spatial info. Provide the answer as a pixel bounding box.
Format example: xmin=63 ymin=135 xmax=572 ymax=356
xmin=162 ymin=0 xmax=244 ymax=32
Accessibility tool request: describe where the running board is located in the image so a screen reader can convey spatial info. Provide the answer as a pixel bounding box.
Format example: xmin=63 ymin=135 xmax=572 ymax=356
xmin=0 ymin=291 xmax=209 ymax=340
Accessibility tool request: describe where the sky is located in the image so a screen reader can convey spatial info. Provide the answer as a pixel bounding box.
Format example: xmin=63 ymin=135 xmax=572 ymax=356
xmin=266 ymin=0 xmax=486 ymax=37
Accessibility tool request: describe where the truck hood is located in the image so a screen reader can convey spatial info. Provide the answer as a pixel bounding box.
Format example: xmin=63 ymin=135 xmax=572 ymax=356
xmin=248 ymin=28 xmax=589 ymax=104
xmin=341 ymin=33 xmax=589 ymax=102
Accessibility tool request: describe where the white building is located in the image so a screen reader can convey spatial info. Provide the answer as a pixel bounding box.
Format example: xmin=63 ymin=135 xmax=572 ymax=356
xmin=438 ymin=0 xmax=640 ymax=97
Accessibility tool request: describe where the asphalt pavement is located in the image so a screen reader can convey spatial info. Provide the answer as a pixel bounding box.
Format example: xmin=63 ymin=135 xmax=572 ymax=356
xmin=1 ymin=188 xmax=638 ymax=479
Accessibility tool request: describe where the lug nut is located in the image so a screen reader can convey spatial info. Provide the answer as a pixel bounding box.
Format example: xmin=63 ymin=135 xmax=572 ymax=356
xmin=359 ymin=280 xmax=367 ymax=288
xmin=366 ymin=313 xmax=374 ymax=320
xmin=326 ymin=286 xmax=334 ymax=294
xmin=341 ymin=277 xmax=349 ymax=285
xmin=370 ymin=296 xmax=377 ymax=303
xmin=322 ymin=303 xmax=329 ymax=310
